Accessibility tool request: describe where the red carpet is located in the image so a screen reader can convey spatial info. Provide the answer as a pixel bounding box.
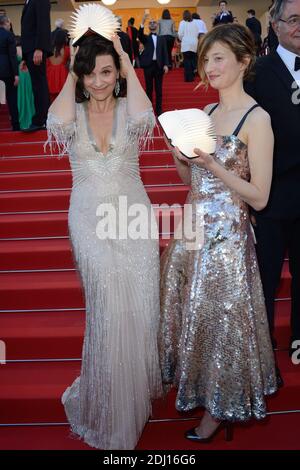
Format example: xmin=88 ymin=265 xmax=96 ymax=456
xmin=0 ymin=68 xmax=299 ymax=450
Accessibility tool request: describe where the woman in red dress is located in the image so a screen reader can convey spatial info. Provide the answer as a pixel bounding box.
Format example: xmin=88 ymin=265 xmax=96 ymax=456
xmin=47 ymin=30 xmax=70 ymax=102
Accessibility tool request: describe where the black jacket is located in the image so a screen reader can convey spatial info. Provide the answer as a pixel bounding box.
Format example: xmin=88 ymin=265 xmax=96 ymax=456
xmin=21 ymin=0 xmax=52 ymax=56
xmin=138 ymin=27 xmax=168 ymax=69
xmin=213 ymin=11 xmax=234 ymax=26
xmin=127 ymin=25 xmax=139 ymax=58
xmin=245 ymin=52 xmax=300 ymax=218
xmin=246 ymin=17 xmax=262 ymax=45
xmin=0 ymin=27 xmax=18 ymax=79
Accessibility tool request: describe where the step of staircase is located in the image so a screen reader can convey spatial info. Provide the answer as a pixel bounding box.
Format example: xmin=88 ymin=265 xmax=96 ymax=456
xmin=0 ymin=186 xmax=189 ymax=212
xmin=0 ymin=351 xmax=298 ymax=425
xmin=0 ymin=151 xmax=174 ymax=172
xmin=0 ymin=135 xmax=168 ymax=156
xmin=0 ymin=263 xmax=292 ymax=314
xmin=0 ymin=206 xmax=183 ymax=238
xmin=0 ymin=299 xmax=292 ymax=361
xmin=0 ymin=167 xmax=182 ymax=190
xmin=0 ymin=412 xmax=300 ymax=450
xmin=1 ymin=310 xmax=85 ymax=360
xmin=0 ymin=237 xmax=171 ymax=270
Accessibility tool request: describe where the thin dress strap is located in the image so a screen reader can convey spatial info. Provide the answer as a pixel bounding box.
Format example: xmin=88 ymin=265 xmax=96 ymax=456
xmin=232 ymin=104 xmax=260 ymax=137
xmin=208 ymin=103 xmax=219 ymax=116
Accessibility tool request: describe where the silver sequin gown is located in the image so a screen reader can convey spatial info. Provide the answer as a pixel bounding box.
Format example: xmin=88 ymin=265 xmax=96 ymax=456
xmin=46 ymin=98 xmax=162 ymax=450
xmin=159 ymin=134 xmax=278 ymax=421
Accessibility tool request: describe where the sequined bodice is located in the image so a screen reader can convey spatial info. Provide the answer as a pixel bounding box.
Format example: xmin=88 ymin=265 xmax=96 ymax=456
xmin=190 ymin=135 xmax=250 ymax=201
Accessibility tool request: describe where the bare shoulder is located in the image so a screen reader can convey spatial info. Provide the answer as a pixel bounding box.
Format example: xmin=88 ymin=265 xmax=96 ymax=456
xmin=203 ymin=102 xmax=218 ymax=115
xmin=240 ymin=105 xmax=273 ymax=148
xmin=247 ymin=105 xmax=271 ymax=128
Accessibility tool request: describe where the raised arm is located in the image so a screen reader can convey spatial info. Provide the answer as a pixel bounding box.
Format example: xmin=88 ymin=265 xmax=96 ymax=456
xmin=111 ymin=34 xmax=152 ymax=116
xmin=48 ymin=46 xmax=77 ymax=123
xmin=138 ymin=13 xmax=149 ymax=45
xmin=45 ymin=46 xmax=78 ymax=156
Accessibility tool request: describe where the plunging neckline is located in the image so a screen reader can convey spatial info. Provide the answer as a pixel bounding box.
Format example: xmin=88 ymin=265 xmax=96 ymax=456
xmin=83 ymin=99 xmax=119 ymax=157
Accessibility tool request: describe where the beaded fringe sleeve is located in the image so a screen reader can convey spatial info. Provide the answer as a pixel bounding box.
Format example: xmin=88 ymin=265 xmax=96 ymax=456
xmin=44 ymin=113 xmax=77 ymax=159
xmin=126 ymin=107 xmax=156 ymax=153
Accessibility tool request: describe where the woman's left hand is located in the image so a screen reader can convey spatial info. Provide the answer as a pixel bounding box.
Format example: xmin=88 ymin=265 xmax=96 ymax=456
xmin=111 ymin=34 xmax=132 ymax=78
xmin=173 ymin=147 xmax=216 ymax=170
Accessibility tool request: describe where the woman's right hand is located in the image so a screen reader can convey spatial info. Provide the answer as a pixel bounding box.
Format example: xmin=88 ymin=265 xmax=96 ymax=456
xmin=111 ymin=34 xmax=132 ymax=78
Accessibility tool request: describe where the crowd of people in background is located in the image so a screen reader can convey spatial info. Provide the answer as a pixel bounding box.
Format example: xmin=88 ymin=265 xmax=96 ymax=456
xmin=0 ymin=0 xmax=288 ymax=130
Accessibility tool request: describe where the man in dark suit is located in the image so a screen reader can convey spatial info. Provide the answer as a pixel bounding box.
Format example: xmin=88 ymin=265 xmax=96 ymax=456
xmin=21 ymin=0 xmax=52 ymax=131
xmin=245 ymin=0 xmax=300 ymax=358
xmin=246 ymin=9 xmax=262 ymax=56
xmin=138 ymin=14 xmax=169 ymax=116
xmin=213 ymin=1 xmax=234 ymax=27
xmin=0 ymin=15 xmax=19 ymax=130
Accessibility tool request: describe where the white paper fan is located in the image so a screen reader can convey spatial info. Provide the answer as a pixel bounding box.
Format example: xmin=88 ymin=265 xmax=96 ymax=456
xmin=158 ymin=109 xmax=217 ymax=158
xmin=69 ymin=3 xmax=120 ymax=46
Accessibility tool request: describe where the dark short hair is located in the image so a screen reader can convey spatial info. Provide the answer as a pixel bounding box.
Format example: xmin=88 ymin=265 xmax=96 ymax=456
xmin=247 ymin=9 xmax=256 ymax=16
xmin=219 ymin=0 xmax=228 ymax=5
xmin=53 ymin=29 xmax=68 ymax=57
xmin=192 ymin=13 xmax=201 ymax=20
xmin=73 ymin=36 xmax=126 ymax=102
xmin=128 ymin=17 xmax=135 ymax=25
xmin=162 ymin=9 xmax=171 ymax=20
xmin=0 ymin=14 xmax=9 ymax=26
xmin=183 ymin=10 xmax=192 ymax=22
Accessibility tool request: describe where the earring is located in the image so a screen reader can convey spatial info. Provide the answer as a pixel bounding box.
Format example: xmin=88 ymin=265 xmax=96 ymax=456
xmin=83 ymin=88 xmax=90 ymax=99
xmin=114 ymin=79 xmax=120 ymax=96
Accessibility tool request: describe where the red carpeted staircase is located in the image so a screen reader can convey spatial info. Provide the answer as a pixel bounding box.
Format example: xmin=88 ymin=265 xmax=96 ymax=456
xmin=0 ymin=69 xmax=299 ymax=450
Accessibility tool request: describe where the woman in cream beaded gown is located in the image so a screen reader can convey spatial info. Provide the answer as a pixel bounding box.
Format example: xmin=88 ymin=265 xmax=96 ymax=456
xmin=46 ymin=34 xmax=162 ymax=450
xmin=159 ymin=24 xmax=279 ymax=442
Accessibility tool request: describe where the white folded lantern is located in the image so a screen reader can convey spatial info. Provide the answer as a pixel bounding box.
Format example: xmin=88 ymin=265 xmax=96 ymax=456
xmin=158 ymin=109 xmax=217 ymax=158
xmin=69 ymin=3 xmax=120 ymax=46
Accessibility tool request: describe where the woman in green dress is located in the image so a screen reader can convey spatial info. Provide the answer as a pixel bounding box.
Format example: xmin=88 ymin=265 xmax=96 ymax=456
xmin=15 ymin=36 xmax=35 ymax=130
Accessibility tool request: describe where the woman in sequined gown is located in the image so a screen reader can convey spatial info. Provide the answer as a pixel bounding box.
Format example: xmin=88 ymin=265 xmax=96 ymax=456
xmin=46 ymin=35 xmax=162 ymax=449
xmin=159 ymin=24 xmax=278 ymax=441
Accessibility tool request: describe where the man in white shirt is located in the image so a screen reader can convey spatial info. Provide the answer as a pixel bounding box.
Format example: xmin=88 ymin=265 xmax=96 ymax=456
xmin=245 ymin=0 xmax=300 ymax=369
